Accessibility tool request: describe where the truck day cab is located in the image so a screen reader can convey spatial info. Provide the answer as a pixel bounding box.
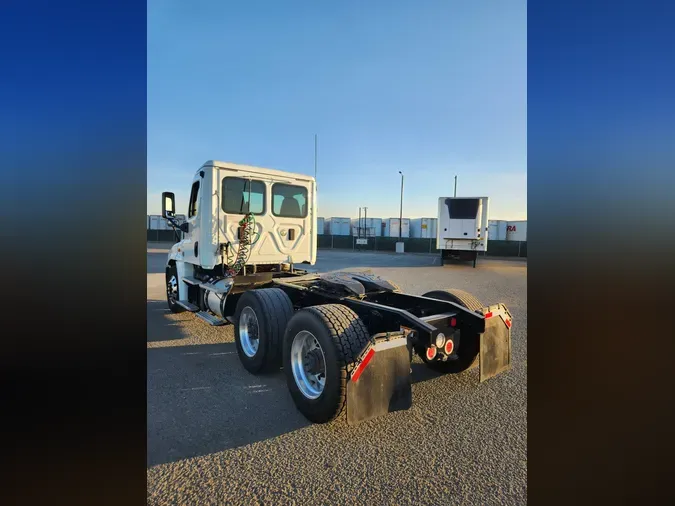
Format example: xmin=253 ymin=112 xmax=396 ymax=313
xmin=161 ymin=161 xmax=513 ymax=425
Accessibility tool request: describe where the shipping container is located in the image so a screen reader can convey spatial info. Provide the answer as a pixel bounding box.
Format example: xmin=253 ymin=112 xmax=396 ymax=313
xmin=383 ymin=218 xmax=410 ymax=238
xmin=150 ymin=215 xmax=174 ymax=230
xmin=488 ymin=220 xmax=508 ymax=241
xmin=325 ymin=217 xmax=352 ymax=236
xmin=410 ymin=218 xmax=438 ymax=239
xmin=317 ymin=217 xmax=325 ymax=235
xmin=351 ymin=217 xmax=383 ymax=237
xmin=506 ymin=220 xmax=527 ymax=242
xmin=149 ymin=215 xmax=163 ymax=230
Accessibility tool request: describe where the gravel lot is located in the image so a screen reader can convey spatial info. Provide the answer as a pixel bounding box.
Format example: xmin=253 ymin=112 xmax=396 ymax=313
xmin=147 ymin=246 xmax=527 ymax=505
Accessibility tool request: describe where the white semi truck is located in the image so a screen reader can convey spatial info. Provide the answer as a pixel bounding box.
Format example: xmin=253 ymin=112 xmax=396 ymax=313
xmin=437 ymin=197 xmax=489 ymax=268
xmin=161 ymin=162 xmax=512 ymax=425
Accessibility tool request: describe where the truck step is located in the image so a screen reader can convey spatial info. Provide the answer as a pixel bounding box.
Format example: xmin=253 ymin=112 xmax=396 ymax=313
xmin=182 ymin=276 xmax=199 ymax=285
xmin=175 ymin=300 xmax=199 ymax=312
xmin=195 ymin=311 xmax=227 ymax=326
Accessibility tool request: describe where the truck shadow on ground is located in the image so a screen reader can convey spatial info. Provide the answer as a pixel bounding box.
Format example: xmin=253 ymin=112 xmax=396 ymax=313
xmin=147 ymin=340 xmax=313 ymax=467
xmin=147 ymin=301 xmax=193 ymax=342
xmin=147 ymin=301 xmax=312 ymax=467
xmin=147 ymin=343 xmax=451 ymax=468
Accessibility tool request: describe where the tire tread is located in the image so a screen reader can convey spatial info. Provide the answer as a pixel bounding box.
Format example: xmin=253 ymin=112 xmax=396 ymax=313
xmin=236 ymin=288 xmax=294 ymax=373
xmin=297 ymin=304 xmax=370 ymax=422
xmin=424 ymin=288 xmax=483 ymax=312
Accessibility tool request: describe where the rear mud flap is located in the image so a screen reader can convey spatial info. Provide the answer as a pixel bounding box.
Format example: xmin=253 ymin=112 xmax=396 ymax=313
xmin=479 ymin=304 xmax=513 ymax=382
xmin=346 ymin=338 xmax=412 ymax=425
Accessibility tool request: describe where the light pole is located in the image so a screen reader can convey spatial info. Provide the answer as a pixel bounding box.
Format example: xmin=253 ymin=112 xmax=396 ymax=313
xmin=398 ymin=171 xmax=404 ymax=240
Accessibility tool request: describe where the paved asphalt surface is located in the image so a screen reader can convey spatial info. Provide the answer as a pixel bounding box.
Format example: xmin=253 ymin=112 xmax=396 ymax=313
xmin=147 ymin=245 xmax=527 ymax=505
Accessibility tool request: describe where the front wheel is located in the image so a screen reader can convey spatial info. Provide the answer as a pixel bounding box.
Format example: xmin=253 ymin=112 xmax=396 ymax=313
xmin=165 ymin=265 xmax=184 ymax=314
xmin=282 ymin=304 xmax=370 ymax=424
xmin=418 ymin=289 xmax=484 ymax=374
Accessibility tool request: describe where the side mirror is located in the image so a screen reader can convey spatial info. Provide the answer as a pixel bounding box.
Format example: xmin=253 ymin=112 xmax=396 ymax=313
xmin=162 ymin=192 xmax=176 ymax=218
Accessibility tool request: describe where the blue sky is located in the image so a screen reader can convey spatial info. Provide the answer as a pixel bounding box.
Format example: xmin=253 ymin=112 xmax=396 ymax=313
xmin=148 ymin=0 xmax=526 ymax=220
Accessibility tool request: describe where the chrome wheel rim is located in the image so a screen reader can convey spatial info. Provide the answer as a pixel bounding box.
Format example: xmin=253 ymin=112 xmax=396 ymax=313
xmin=239 ymin=306 xmax=260 ymax=358
xmin=290 ymin=331 xmax=326 ymax=400
xmin=167 ymin=274 xmax=178 ymax=304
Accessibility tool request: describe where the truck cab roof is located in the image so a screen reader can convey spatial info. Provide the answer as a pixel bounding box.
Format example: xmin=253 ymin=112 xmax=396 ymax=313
xmin=200 ymin=160 xmax=315 ymax=183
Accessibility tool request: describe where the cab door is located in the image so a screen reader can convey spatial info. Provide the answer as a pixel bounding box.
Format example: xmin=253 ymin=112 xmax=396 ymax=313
xmin=184 ymin=178 xmax=201 ymax=264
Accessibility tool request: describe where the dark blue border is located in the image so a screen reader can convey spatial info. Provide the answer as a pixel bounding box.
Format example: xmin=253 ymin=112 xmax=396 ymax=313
xmin=528 ymin=1 xmax=674 ymax=503
xmin=1 ymin=2 xmax=147 ymax=504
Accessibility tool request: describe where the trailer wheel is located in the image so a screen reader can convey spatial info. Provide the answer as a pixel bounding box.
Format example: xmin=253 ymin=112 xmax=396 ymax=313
xmin=282 ymin=304 xmax=370 ymax=423
xmin=234 ymin=288 xmax=294 ymax=374
xmin=165 ymin=265 xmax=184 ymax=314
xmin=418 ymin=289 xmax=484 ymax=374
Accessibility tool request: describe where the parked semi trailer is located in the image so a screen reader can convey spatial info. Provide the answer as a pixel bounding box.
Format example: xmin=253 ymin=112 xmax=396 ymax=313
xmin=160 ymin=161 xmax=512 ymax=425
xmin=437 ymin=196 xmax=489 ymax=268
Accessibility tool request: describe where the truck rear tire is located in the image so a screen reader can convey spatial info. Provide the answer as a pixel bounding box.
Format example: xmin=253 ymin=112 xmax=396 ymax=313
xmin=418 ymin=289 xmax=483 ymax=374
xmin=282 ymin=304 xmax=370 ymax=424
xmin=165 ymin=265 xmax=185 ymax=314
xmin=234 ymin=288 xmax=294 ymax=374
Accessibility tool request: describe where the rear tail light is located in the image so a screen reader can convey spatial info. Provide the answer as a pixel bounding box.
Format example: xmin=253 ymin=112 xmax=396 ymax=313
xmin=426 ymin=347 xmax=437 ymax=361
xmin=444 ymin=340 xmax=454 ymax=355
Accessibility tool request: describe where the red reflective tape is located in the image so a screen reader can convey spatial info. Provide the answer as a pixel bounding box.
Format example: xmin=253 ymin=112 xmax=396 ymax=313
xmin=505 ymin=319 xmax=512 ymax=328
xmin=351 ymin=348 xmax=375 ymax=383
xmin=484 ymin=312 xmax=493 ymax=319
xmin=450 ymin=317 xmax=457 ymax=327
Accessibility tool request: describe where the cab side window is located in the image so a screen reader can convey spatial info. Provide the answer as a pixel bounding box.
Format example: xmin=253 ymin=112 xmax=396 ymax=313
xmin=188 ymin=181 xmax=200 ymax=218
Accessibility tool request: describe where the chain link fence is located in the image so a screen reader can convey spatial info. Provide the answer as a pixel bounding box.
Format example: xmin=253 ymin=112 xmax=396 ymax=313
xmin=147 ymin=229 xmax=184 ymax=242
xmin=147 ymin=231 xmax=526 ymax=258
xmin=319 ymin=235 xmax=527 ymax=258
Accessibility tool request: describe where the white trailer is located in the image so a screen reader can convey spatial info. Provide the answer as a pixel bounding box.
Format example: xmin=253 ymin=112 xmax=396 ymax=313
xmin=383 ymin=218 xmax=410 ymax=238
xmin=506 ymin=220 xmax=527 ymax=242
xmin=488 ymin=220 xmax=508 ymax=241
xmin=325 ymin=217 xmax=351 ymax=236
xmin=410 ymin=218 xmax=438 ymax=239
xmin=351 ymin=217 xmax=383 ymax=237
xmin=437 ymin=197 xmax=489 ymax=268
xmin=149 ymin=215 xmax=169 ymax=230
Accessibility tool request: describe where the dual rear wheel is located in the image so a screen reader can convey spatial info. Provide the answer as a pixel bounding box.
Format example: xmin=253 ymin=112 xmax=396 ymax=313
xmin=233 ymin=287 xmax=484 ymax=423
xmin=233 ymin=289 xmax=370 ymax=423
